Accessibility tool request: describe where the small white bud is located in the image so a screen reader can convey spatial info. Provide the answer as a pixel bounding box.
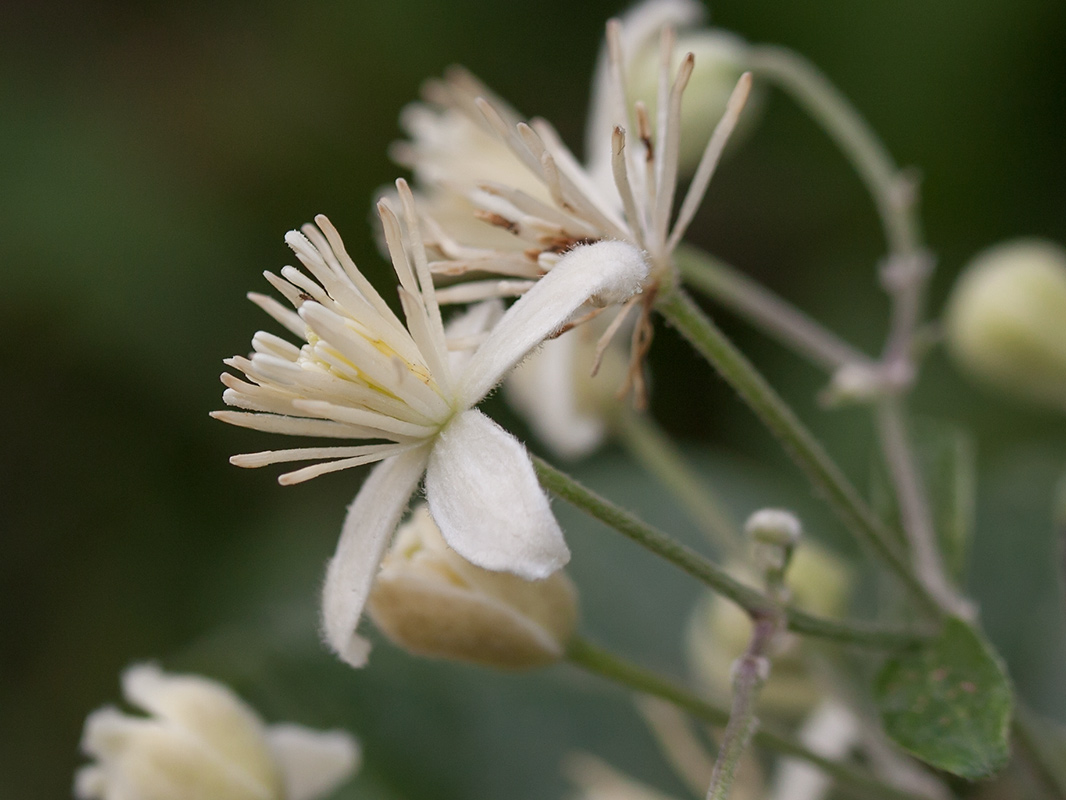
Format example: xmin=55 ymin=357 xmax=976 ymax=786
xmin=75 ymin=665 xmax=359 ymax=800
xmin=627 ymin=30 xmax=756 ymax=173
xmin=367 ymin=505 xmax=579 ymax=670
xmin=945 ymin=238 xmax=1066 ymax=410
xmin=744 ymin=508 xmax=802 ymax=548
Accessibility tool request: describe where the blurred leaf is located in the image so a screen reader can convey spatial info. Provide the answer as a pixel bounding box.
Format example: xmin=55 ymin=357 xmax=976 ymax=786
xmin=871 ymin=418 xmax=976 ymax=580
xmin=874 ymin=617 xmax=1012 ymax=780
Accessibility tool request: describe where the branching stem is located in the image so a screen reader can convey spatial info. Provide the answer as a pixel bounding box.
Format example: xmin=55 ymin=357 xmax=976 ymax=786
xmin=534 ymin=456 xmax=930 ymax=649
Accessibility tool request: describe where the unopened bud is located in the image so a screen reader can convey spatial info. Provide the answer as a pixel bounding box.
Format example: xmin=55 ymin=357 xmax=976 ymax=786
xmin=686 ymin=545 xmax=853 ymax=718
xmin=368 ymin=505 xmax=579 ymax=669
xmin=75 ymin=665 xmax=359 ymax=800
xmin=745 ymin=509 xmax=802 ymax=548
xmin=945 ymin=238 xmax=1066 ymax=410
xmin=628 ymin=30 xmax=755 ymax=173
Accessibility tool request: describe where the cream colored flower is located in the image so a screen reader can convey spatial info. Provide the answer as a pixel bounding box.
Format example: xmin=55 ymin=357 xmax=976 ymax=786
xmin=75 ymin=664 xmax=358 ymax=800
xmin=214 ymin=180 xmax=647 ymax=666
xmin=367 ymin=504 xmax=578 ymax=669
xmin=393 ymin=0 xmax=753 ymax=402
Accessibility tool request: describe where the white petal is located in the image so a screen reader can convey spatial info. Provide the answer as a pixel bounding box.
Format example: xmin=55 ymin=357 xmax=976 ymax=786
xmin=425 ymin=409 xmax=569 ymax=579
xmin=321 ymin=447 xmax=430 ymax=667
xmin=267 ymin=724 xmax=361 ymax=800
xmin=458 ymin=240 xmax=649 ymax=408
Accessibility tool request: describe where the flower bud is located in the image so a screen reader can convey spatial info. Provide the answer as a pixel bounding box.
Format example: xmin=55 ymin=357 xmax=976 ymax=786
xmin=945 ymin=238 xmax=1066 ymax=410
xmin=686 ymin=544 xmax=853 ymax=718
xmin=627 ymin=29 xmax=755 ymax=173
xmin=75 ymin=664 xmax=359 ymax=800
xmin=367 ymin=505 xmax=579 ymax=669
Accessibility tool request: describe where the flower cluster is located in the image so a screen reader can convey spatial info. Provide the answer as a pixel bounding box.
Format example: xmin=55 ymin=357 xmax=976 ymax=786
xmin=215 ymin=180 xmax=646 ymax=666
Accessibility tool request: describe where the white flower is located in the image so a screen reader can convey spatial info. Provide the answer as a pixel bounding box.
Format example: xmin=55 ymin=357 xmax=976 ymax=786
xmin=214 ymin=180 xmax=648 ymax=666
xmin=75 ymin=664 xmax=359 ymax=800
xmin=393 ymin=0 xmax=752 ymax=403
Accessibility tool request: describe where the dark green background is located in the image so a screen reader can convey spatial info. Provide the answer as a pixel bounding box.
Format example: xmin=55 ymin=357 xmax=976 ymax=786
xmin=2 ymin=1 xmax=1065 ymax=797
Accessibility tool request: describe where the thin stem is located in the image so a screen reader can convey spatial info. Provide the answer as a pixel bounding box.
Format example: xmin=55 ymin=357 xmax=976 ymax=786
xmin=675 ymin=245 xmax=871 ymax=373
xmin=875 ymin=399 xmax=974 ymax=619
xmin=534 ymin=456 xmax=929 ymax=650
xmin=655 ymin=288 xmax=938 ymax=614
xmin=746 ymin=46 xmax=920 ymax=257
xmin=565 ymin=637 xmax=937 ymax=800
xmin=613 ymin=408 xmax=742 ymax=555
xmin=705 ymin=616 xmax=778 ymax=800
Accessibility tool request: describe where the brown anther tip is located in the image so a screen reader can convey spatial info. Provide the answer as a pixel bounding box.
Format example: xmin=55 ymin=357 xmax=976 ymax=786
xmin=474 ymin=210 xmax=519 ymax=234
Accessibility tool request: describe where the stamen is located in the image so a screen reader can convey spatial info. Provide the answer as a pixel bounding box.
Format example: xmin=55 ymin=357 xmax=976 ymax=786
xmin=231 ymin=442 xmax=405 ymax=469
xmin=478 ymin=183 xmax=600 ymax=237
xmin=654 ymin=26 xmax=677 ymax=187
xmin=263 ymin=270 xmax=305 ymax=310
xmin=611 ymin=127 xmax=646 ymax=251
xmin=434 ymin=279 xmax=535 ymax=304
xmin=291 ymin=399 xmax=439 ymax=440
xmin=277 ymin=445 xmax=418 ymax=485
xmin=209 ymin=410 xmax=379 ymax=440
xmin=248 ymin=292 xmax=304 ymax=338
xmin=667 ymin=72 xmax=753 ymax=254
xmin=591 ymin=296 xmax=640 ymax=376
xmin=636 ymin=102 xmax=658 ymax=243
xmin=653 ymin=52 xmax=694 ymax=249
xmin=605 ymin=18 xmax=631 ymax=135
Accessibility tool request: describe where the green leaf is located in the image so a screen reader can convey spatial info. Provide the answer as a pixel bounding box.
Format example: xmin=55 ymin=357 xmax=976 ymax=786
xmin=870 ymin=418 xmax=976 ymax=580
xmin=874 ymin=618 xmax=1013 ymax=780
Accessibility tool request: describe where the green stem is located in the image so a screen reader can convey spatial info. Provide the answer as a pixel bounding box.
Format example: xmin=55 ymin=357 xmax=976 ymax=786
xmin=565 ymin=638 xmax=937 ymax=800
xmin=534 ymin=456 xmax=928 ymax=650
xmin=675 ymin=245 xmax=871 ymax=373
xmin=655 ymin=289 xmax=937 ymax=614
xmin=613 ymin=408 xmax=741 ymax=556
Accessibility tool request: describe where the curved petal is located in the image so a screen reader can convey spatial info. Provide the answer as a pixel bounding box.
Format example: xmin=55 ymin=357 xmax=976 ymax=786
xmin=321 ymin=447 xmax=430 ymax=667
xmin=425 ymin=409 xmax=569 ymax=579
xmin=458 ymin=240 xmax=649 ymax=408
xmin=267 ymin=724 xmax=361 ymax=800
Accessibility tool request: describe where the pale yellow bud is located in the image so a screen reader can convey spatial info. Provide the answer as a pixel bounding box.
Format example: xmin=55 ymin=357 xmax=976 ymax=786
xmin=945 ymin=238 xmax=1066 ymax=410
xmin=627 ymin=30 xmax=755 ymax=173
xmin=367 ymin=505 xmax=579 ymax=669
xmin=686 ymin=544 xmax=853 ymax=718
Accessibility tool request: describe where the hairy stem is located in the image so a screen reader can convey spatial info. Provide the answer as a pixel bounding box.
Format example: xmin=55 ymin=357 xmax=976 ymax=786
xmin=566 ymin=638 xmax=937 ymax=800
xmin=655 ymin=288 xmax=937 ymax=614
xmin=534 ymin=456 xmax=929 ymax=649
xmin=705 ymin=616 xmax=778 ymax=800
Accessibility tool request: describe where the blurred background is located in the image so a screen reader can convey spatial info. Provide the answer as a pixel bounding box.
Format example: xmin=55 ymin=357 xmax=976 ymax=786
xmin=2 ymin=0 xmax=1065 ymax=797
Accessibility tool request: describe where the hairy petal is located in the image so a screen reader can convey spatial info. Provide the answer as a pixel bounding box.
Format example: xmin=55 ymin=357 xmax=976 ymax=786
xmin=459 ymin=240 xmax=649 ymax=407
xmin=321 ymin=447 xmax=430 ymax=667
xmin=425 ymin=409 xmax=569 ymax=579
